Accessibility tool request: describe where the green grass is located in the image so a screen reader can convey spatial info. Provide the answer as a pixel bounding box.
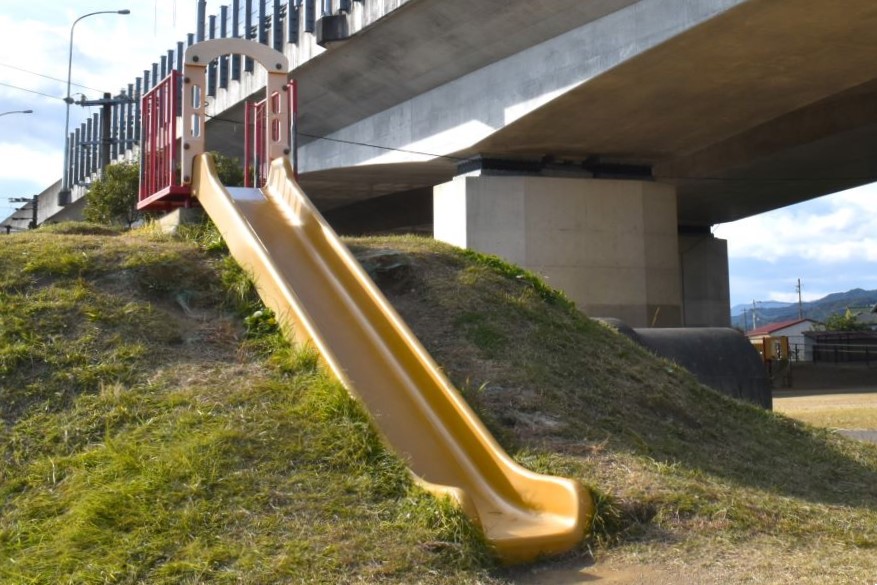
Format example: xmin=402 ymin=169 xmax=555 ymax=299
xmin=2 ymin=370 xmax=490 ymax=584
xmin=0 ymin=225 xmax=494 ymax=584
xmin=348 ymin=235 xmax=877 ymax=583
xmin=1 ymin=226 xmax=876 ymax=583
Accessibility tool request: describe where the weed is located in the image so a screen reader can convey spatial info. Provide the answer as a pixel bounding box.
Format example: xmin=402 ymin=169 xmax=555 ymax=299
xmin=457 ymin=248 xmax=573 ymax=307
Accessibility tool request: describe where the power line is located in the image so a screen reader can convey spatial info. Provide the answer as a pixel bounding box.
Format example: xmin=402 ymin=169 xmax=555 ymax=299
xmin=203 ymin=113 xmax=464 ymax=161
xmin=0 ymin=62 xmax=106 ymax=94
xmin=297 ymin=131 xmax=466 ymax=162
xmin=0 ymin=81 xmax=63 ymax=101
xmin=204 ymin=114 xmax=877 ymax=181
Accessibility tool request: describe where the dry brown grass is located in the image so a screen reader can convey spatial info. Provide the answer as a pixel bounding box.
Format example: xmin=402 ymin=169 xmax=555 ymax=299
xmin=775 ymin=391 xmax=877 ymax=429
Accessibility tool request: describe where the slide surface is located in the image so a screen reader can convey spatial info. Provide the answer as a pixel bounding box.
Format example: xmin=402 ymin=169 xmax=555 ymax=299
xmin=192 ymin=154 xmax=592 ymax=563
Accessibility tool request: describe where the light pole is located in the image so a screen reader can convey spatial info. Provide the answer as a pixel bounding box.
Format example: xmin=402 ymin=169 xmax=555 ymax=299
xmin=0 ymin=109 xmax=33 ymax=117
xmin=59 ymin=9 xmax=130 ymax=206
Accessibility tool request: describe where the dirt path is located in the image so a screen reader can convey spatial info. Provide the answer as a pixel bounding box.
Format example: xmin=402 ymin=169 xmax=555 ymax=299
xmin=509 ymin=561 xmax=675 ymax=584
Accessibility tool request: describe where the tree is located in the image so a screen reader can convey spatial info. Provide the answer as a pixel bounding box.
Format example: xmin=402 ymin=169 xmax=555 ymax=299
xmin=82 ymin=153 xmax=244 ymax=228
xmin=822 ymin=308 xmax=869 ymax=332
xmin=82 ymin=161 xmax=141 ymax=227
xmin=211 ymin=152 xmax=245 ymax=187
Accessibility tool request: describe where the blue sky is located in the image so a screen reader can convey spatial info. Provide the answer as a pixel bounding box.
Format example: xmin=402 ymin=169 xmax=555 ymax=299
xmin=713 ymin=184 xmax=877 ymax=306
xmin=1 ymin=1 xmax=874 ymax=308
xmin=0 ymin=0 xmax=196 ymax=217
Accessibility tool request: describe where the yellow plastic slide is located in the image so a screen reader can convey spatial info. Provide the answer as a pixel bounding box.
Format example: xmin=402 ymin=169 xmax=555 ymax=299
xmin=192 ymin=154 xmax=593 ymax=563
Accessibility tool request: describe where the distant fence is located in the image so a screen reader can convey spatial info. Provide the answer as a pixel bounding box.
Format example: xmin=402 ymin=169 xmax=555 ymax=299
xmin=804 ymin=332 xmax=877 ymax=365
xmin=812 ymin=343 xmax=877 ymax=365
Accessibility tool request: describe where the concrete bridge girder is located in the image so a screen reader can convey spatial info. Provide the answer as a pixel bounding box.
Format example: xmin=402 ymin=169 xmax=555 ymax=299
xmin=192 ymin=0 xmax=877 ymax=328
xmin=200 ymin=0 xmax=651 ymax=177
xmin=297 ymin=0 xmax=748 ymax=184
xmin=294 ymin=0 xmax=877 ymax=229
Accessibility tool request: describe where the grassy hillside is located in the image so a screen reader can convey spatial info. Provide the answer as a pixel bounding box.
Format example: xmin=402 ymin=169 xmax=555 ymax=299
xmin=1 ymin=224 xmax=876 ymax=584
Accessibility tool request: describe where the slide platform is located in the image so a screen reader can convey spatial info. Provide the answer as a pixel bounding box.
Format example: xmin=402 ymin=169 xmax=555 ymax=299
xmin=191 ymin=154 xmax=593 ymax=563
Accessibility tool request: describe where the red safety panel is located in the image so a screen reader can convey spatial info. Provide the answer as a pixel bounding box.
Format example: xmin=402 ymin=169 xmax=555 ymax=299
xmin=138 ymin=70 xmax=191 ymax=211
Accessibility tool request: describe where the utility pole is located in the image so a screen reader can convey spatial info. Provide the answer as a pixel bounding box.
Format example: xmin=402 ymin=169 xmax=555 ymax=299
xmin=752 ymin=300 xmax=757 ymax=330
xmin=76 ymin=93 xmax=135 ymax=176
xmin=796 ymin=278 xmax=803 ymax=319
xmin=9 ymin=196 xmax=38 ymax=229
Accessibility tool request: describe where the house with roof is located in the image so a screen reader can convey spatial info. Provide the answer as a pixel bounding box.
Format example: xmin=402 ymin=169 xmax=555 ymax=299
xmin=746 ymin=318 xmax=820 ymax=361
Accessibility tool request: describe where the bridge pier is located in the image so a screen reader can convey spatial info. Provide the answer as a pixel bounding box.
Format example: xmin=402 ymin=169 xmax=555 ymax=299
xmin=679 ymin=231 xmax=731 ymax=327
xmin=434 ymin=174 xmax=682 ymax=328
xmin=434 ymin=174 xmax=731 ymax=328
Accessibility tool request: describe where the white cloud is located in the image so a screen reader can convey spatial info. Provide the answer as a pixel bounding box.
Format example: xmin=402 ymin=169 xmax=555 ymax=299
xmin=0 ymin=16 xmax=66 ymax=101
xmin=714 ymin=183 xmax=877 ymax=264
xmin=832 ymin=186 xmax=877 ymax=214
xmin=0 ymin=142 xmax=62 ymax=182
xmin=0 ymin=1 xmax=200 ymax=212
xmin=767 ymin=291 xmax=826 ymax=304
xmin=0 ymin=2 xmax=198 ymax=108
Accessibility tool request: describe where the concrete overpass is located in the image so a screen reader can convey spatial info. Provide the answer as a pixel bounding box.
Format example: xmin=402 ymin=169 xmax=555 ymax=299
xmin=286 ymin=0 xmax=877 ymax=222
xmin=17 ymin=0 xmax=877 ymax=327
xmin=221 ymin=0 xmax=877 ymax=328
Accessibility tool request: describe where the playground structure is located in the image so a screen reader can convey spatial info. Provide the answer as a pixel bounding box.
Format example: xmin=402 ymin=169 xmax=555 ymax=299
xmin=137 ymin=38 xmax=592 ymax=564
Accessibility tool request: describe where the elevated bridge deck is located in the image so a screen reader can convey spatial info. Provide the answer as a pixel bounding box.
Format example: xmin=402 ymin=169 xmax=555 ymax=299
xmin=30 ymin=0 xmax=877 ymax=328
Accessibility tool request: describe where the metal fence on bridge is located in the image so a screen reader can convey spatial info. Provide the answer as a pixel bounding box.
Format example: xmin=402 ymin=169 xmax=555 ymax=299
xmin=62 ymin=0 xmax=357 ymax=205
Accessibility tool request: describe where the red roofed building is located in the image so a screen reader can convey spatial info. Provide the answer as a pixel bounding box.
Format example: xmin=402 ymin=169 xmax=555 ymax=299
xmin=746 ymin=318 xmax=819 ymax=361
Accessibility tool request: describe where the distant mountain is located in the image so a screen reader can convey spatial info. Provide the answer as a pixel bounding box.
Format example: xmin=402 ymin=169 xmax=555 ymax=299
xmin=730 ymin=288 xmax=877 ymax=331
xmin=730 ymin=300 xmax=792 ymax=317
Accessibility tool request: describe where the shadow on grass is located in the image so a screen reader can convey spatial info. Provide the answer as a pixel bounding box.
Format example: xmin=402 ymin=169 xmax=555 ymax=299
xmin=361 ymin=237 xmax=877 ymax=514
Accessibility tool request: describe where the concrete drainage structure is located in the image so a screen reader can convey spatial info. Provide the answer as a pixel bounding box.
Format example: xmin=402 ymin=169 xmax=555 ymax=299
xmin=600 ymin=318 xmax=772 ymax=409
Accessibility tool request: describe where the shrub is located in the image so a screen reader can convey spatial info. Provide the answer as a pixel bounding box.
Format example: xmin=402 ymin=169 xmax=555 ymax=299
xmin=82 ymin=161 xmax=141 ymax=227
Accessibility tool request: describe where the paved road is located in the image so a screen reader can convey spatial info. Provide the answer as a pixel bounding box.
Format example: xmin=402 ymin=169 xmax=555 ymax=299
xmin=838 ymin=430 xmax=877 ymax=444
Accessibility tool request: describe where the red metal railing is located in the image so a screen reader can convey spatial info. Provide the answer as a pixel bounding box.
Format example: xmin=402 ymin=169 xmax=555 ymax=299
xmin=245 ymin=95 xmax=266 ymax=188
xmin=245 ymin=80 xmax=296 ymax=188
xmin=138 ymin=70 xmax=192 ymax=210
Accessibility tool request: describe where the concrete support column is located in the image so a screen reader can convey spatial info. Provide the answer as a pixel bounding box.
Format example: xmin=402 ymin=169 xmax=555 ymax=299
xmin=434 ymin=174 xmax=682 ymax=328
xmin=679 ymin=233 xmax=731 ymax=327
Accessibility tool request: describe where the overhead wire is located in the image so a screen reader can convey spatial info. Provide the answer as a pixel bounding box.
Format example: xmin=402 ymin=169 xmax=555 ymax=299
xmin=296 ymin=131 xmax=467 ymax=162
xmin=0 ymin=81 xmax=63 ymax=101
xmin=191 ymin=115 xmax=877 ymax=184
xmin=0 ymin=62 xmax=106 ymax=94
xmin=203 ymin=112 xmax=463 ymax=162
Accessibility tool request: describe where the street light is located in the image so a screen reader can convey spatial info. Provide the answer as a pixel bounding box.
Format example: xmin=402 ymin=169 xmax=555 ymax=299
xmin=0 ymin=109 xmax=33 ymax=117
xmin=59 ymin=9 xmax=130 ymax=206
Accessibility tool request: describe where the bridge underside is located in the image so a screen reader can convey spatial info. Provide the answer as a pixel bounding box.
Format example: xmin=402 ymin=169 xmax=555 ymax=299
xmin=283 ymin=0 xmax=877 ymax=228
xmin=200 ymin=0 xmax=877 ymax=326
